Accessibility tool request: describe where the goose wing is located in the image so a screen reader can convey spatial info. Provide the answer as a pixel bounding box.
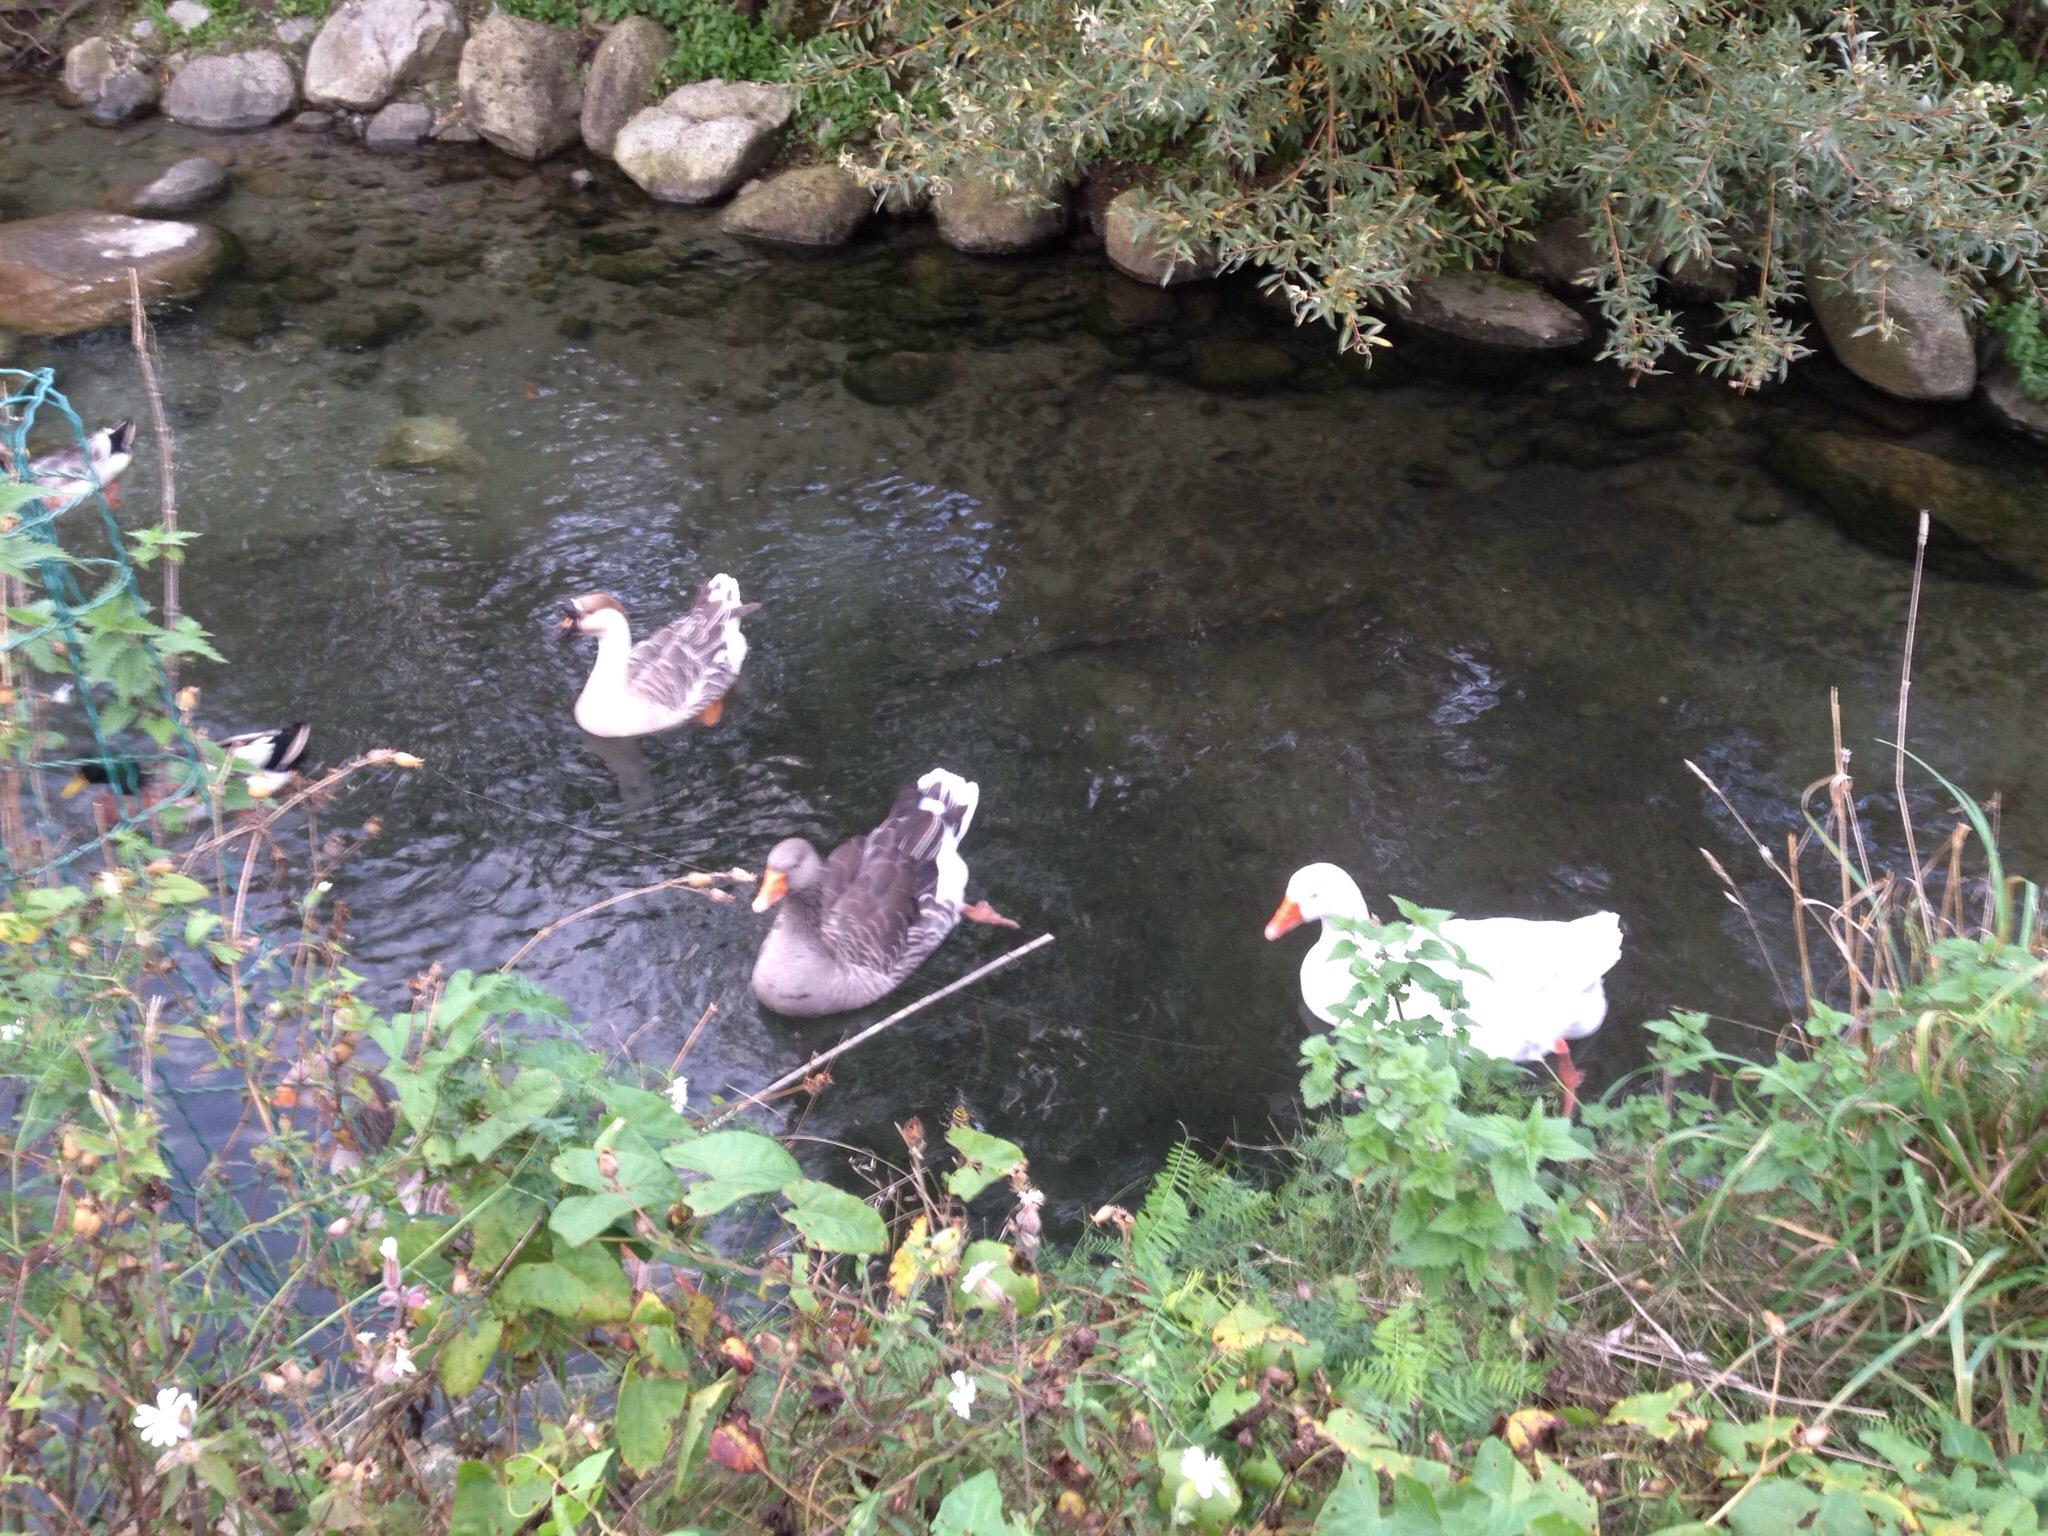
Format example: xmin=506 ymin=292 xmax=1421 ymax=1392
xmin=1443 ymin=911 xmax=1624 ymax=1058
xmin=818 ymin=782 xmax=954 ymax=977
xmin=625 ymin=579 xmax=751 ymax=722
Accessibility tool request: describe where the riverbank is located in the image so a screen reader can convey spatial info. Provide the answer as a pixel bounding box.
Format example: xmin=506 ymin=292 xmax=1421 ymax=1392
xmin=8 ymin=0 xmax=2048 ymax=452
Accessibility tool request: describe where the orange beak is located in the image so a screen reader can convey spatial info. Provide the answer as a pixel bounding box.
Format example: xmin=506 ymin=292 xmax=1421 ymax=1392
xmin=752 ymin=869 xmax=788 ymax=914
xmin=1264 ymin=898 xmax=1304 ymax=941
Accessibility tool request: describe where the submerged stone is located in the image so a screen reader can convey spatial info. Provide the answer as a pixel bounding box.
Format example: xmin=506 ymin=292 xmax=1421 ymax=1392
xmin=1189 ymin=339 xmax=1295 ymax=394
xmin=377 ymin=414 xmax=482 ymax=472
xmin=843 ymin=349 xmax=947 ymax=406
xmin=320 ymin=300 xmax=425 ymax=350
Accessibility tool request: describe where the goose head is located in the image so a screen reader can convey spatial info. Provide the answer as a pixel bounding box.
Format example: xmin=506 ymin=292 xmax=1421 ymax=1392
xmin=1265 ymin=862 xmax=1370 ymax=940
xmin=556 ymin=592 xmax=629 ymax=642
xmin=95 ymin=420 xmax=137 ymax=480
xmin=753 ymin=837 xmax=825 ymax=913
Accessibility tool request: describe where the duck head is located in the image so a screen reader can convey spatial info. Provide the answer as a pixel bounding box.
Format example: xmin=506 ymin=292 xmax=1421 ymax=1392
xmin=1265 ymin=862 xmax=1369 ymax=940
xmin=557 ymin=592 xmax=629 ymax=642
xmin=753 ymin=837 xmax=825 ymax=913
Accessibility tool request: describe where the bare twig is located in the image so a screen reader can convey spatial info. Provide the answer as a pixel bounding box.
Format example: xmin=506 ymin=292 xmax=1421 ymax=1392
xmin=500 ymin=874 xmax=749 ymax=972
xmin=708 ymin=933 xmax=1056 ymax=1130
xmin=127 ymin=268 xmax=178 ymax=641
xmin=1896 ymin=510 xmax=1931 ymax=945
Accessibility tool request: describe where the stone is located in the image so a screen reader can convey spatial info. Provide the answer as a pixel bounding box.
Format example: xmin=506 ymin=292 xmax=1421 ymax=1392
xmin=1104 ymin=189 xmax=1215 ymax=286
xmin=365 ymin=101 xmax=433 ymax=148
xmin=722 ymin=165 xmax=869 ymax=247
xmin=1664 ymin=249 xmax=1739 ymax=305
xmin=275 ymin=272 xmax=336 ymax=302
xmin=165 ymin=0 xmax=211 ymax=29
xmin=433 ymin=117 xmax=479 ymax=142
xmin=1399 ymin=272 xmax=1590 ymax=352
xmin=1189 ymin=339 xmax=1295 ymax=393
xmin=0 ymin=212 xmax=230 ymax=336
xmin=130 ymin=19 xmax=157 ymax=40
xmin=456 ymin=10 xmax=583 ymax=161
xmin=273 ymin=17 xmax=319 ymax=46
xmin=1810 ymin=257 xmax=1975 ymax=403
xmin=304 ymin=0 xmax=462 ymax=111
xmin=843 ymin=349 xmax=947 ymax=405
xmin=64 ymin=38 xmax=161 ymax=126
xmin=579 ymin=16 xmax=667 ymax=159
xmin=1504 ymin=211 xmax=1597 ymax=292
xmin=292 ymin=109 xmax=335 ymax=131
xmin=129 ymin=155 xmax=229 ymax=214
xmin=1978 ymin=363 xmax=2048 ymax=451
xmin=932 ymin=177 xmax=1067 ymax=256
xmin=1767 ymin=428 xmax=2048 ymax=584
xmin=376 ymin=415 xmax=482 ymax=472
xmin=164 ymin=51 xmax=298 ymax=130
xmin=613 ymin=80 xmax=794 ymax=204
xmin=320 ymin=300 xmax=424 ymax=349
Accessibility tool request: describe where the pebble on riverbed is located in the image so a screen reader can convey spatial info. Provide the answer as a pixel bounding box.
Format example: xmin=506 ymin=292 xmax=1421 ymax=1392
xmin=128 ymin=155 xmax=230 ymax=215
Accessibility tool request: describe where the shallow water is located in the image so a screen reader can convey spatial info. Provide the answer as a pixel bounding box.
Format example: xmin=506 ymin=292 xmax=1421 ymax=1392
xmin=9 ymin=86 xmax=2048 ymax=1206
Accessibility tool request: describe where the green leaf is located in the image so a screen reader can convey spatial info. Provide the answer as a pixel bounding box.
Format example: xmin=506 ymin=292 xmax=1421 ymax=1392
xmin=1605 ymin=1383 xmax=1701 ymax=1443
xmin=1725 ymin=1478 xmax=1821 ymax=1536
xmin=618 ymin=1364 xmax=690 ymax=1475
xmin=467 ymin=1185 xmax=550 ymax=1274
xmin=549 ymin=1193 xmax=641 ymax=1249
xmin=438 ymin=1316 xmax=503 ymax=1398
xmin=1312 ymin=1464 xmax=1380 ymax=1534
xmin=149 ymin=871 xmax=210 ymax=906
xmin=450 ymin=1462 xmax=519 ymax=1536
xmin=1206 ymin=1383 xmax=1259 ymax=1434
xmin=664 ymin=1130 xmax=800 ymax=1215
xmin=782 ymin=1179 xmax=888 ymax=1254
xmin=933 ymin=1470 xmax=1023 ymax=1536
xmin=454 ymin=1069 xmax=564 ymax=1161
xmin=494 ymin=1241 xmax=632 ymax=1323
xmin=671 ymin=1377 xmax=735 ymax=1497
xmin=956 ymin=1238 xmax=1041 ymax=1314
xmin=945 ymin=1125 xmax=1025 ymax=1202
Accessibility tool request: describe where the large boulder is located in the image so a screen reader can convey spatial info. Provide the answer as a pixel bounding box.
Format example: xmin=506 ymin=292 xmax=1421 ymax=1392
xmin=457 ymin=10 xmax=583 ymax=161
xmin=303 ymin=0 xmax=464 ymax=111
xmin=0 ymin=212 xmax=230 ymax=336
xmin=129 ymin=155 xmax=230 ymax=215
xmin=1768 ymin=428 xmax=2047 ymax=584
xmin=722 ymin=165 xmax=869 ymax=247
xmin=613 ymin=80 xmax=793 ymax=203
xmin=1810 ymin=256 xmax=1975 ymax=403
xmin=580 ymin=17 xmax=668 ymax=159
xmin=63 ymin=37 xmax=161 ymax=126
xmin=932 ymin=177 xmax=1067 ymax=256
xmin=1504 ymin=211 xmax=1598 ymax=293
xmin=1978 ymin=363 xmax=2048 ymax=451
xmin=1399 ymin=271 xmax=1589 ymax=352
xmin=1104 ymin=189 xmax=1215 ymax=286
xmin=163 ymin=50 xmax=298 ymax=129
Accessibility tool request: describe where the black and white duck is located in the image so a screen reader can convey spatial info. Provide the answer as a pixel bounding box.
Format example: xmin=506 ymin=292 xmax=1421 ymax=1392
xmin=9 ymin=420 xmax=138 ymax=507
xmin=61 ymin=723 xmax=312 ymax=802
xmin=556 ymin=575 xmax=760 ymax=739
xmin=749 ymin=768 xmax=1017 ymax=1017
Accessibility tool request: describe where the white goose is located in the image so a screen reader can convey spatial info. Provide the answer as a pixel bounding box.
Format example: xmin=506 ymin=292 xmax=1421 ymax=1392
xmin=1264 ymin=863 xmax=1623 ymax=1109
xmin=557 ymin=575 xmax=759 ymax=739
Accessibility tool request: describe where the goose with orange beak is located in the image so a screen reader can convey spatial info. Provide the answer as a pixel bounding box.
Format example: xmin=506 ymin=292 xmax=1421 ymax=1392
xmin=558 ymin=575 xmax=760 ymax=738
xmin=1265 ymin=863 xmax=1623 ymax=1114
xmin=749 ymin=768 xmax=1016 ymax=1016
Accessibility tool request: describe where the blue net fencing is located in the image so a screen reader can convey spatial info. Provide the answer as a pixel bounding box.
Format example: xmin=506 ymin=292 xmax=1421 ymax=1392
xmin=1 ymin=365 xmax=207 ymax=880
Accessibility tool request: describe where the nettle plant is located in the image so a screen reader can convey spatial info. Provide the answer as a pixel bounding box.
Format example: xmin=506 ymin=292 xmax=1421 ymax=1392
xmin=1299 ymin=900 xmax=1594 ymax=1321
xmin=819 ymin=0 xmax=2048 ymax=388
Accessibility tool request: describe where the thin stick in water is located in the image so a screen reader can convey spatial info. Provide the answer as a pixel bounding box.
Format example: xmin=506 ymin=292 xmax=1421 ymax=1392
xmin=707 ymin=932 xmax=1057 ymax=1130
xmin=126 ymin=267 xmax=179 ymax=638
xmin=1896 ymin=509 xmax=1931 ymax=943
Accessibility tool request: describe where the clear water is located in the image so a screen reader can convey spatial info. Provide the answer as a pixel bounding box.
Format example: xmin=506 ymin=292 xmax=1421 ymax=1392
xmin=9 ymin=86 xmax=2048 ymax=1206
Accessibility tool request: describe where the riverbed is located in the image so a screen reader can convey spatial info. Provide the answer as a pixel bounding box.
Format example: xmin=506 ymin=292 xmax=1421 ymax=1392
xmin=9 ymin=83 xmax=2048 ymax=1206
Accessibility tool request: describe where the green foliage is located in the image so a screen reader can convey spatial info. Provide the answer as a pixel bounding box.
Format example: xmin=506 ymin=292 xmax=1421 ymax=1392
xmin=811 ymin=0 xmax=2048 ymax=388
xmin=1987 ymin=294 xmax=2048 ymax=402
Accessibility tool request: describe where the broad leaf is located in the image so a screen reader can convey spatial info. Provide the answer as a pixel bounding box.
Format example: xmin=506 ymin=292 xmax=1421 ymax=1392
xmin=455 ymin=1069 xmax=563 ymax=1162
xmin=783 ymin=1179 xmax=888 ymax=1254
xmin=618 ymin=1361 xmax=689 ymax=1474
xmin=549 ymin=1192 xmax=639 ymax=1249
xmin=438 ymin=1316 xmax=503 ymax=1399
xmin=494 ymin=1241 xmax=631 ymax=1323
xmin=945 ymin=1126 xmax=1025 ymax=1202
xmin=664 ymin=1131 xmax=800 ymax=1215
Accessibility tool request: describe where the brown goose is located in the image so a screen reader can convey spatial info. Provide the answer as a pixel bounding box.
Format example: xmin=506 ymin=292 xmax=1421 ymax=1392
xmin=557 ymin=575 xmax=760 ymax=739
xmin=750 ymin=769 xmax=1017 ymax=1016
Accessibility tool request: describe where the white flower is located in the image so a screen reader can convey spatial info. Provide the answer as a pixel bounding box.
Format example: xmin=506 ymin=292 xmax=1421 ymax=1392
xmin=387 ymin=1341 xmax=417 ymax=1380
xmin=667 ymin=1075 xmax=690 ymax=1114
xmin=0 ymin=1021 xmax=22 ymax=1043
xmin=1178 ymin=1446 xmax=1229 ymax=1502
xmin=132 ymin=1387 xmax=197 ymax=1448
xmin=945 ymin=1370 xmax=976 ymax=1420
xmin=958 ymin=1259 xmax=999 ymax=1299
xmin=378 ymin=1237 xmax=399 ymax=1263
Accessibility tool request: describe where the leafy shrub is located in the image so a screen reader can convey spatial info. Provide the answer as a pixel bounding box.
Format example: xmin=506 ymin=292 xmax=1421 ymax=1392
xmin=1987 ymin=294 xmax=2048 ymax=402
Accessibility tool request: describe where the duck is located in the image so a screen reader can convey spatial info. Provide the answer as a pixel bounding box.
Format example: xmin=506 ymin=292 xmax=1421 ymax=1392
xmin=750 ymin=768 xmax=1017 ymax=1016
xmin=1264 ymin=862 xmax=1623 ymax=1111
xmin=60 ymin=723 xmax=312 ymax=802
xmin=557 ymin=575 xmax=760 ymax=739
xmin=11 ymin=420 xmax=137 ymax=507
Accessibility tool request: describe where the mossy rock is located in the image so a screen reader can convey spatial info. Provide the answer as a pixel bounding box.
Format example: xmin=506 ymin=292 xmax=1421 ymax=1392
xmin=1767 ymin=429 xmax=2047 ymax=585
xmin=320 ymin=301 xmax=426 ymax=351
xmin=1189 ymin=339 xmax=1296 ymax=394
xmin=376 ymin=415 xmax=483 ymax=474
xmin=588 ymin=248 xmax=672 ymax=285
xmin=843 ymin=350 xmax=948 ymax=406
